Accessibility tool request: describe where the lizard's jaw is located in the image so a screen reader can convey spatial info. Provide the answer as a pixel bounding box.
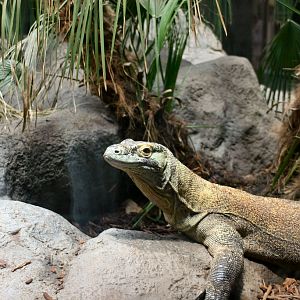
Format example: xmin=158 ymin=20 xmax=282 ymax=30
xmin=103 ymin=144 xmax=143 ymax=171
xmin=104 ymin=155 xmax=141 ymax=171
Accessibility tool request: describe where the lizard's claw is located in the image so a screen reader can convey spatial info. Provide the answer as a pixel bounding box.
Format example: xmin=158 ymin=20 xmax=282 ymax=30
xmin=195 ymin=290 xmax=206 ymax=300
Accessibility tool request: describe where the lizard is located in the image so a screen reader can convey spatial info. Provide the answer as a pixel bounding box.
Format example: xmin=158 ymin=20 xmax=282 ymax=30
xmin=103 ymin=139 xmax=300 ymax=300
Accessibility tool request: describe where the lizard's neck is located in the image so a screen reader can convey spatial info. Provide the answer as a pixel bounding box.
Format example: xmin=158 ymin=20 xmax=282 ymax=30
xmin=126 ymin=155 xmax=209 ymax=215
xmin=126 ymin=156 xmax=177 ymax=214
xmin=168 ymin=158 xmax=213 ymax=211
xmin=128 ymin=174 xmax=174 ymax=213
xmin=167 ymin=158 xmax=202 ymax=192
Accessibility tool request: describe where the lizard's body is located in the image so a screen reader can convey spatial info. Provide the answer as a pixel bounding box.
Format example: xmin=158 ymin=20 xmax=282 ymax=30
xmin=104 ymin=139 xmax=300 ymax=300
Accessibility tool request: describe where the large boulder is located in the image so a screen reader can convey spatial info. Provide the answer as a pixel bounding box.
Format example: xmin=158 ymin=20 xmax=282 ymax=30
xmin=0 ymin=199 xmax=88 ymax=300
xmin=58 ymin=228 xmax=285 ymax=300
xmin=1 ymin=87 xmax=126 ymax=223
xmin=176 ymin=56 xmax=279 ymax=180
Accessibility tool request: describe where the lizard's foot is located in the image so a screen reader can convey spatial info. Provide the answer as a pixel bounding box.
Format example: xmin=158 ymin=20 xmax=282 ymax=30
xmin=196 ymin=288 xmax=230 ymax=300
xmin=195 ymin=290 xmax=206 ymax=300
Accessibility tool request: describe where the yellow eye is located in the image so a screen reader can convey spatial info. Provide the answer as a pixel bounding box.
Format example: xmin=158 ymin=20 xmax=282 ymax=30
xmin=139 ymin=145 xmax=152 ymax=157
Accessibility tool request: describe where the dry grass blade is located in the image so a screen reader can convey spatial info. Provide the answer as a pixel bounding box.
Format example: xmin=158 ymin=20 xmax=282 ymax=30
xmin=262 ymin=284 xmax=273 ymax=300
xmin=11 ymin=260 xmax=31 ymax=272
xmin=215 ymin=0 xmax=227 ymax=36
xmin=0 ymin=93 xmax=22 ymax=120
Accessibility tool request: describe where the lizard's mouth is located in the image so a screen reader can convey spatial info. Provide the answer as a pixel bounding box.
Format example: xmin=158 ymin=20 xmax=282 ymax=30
xmin=103 ymin=154 xmax=141 ymax=168
xmin=103 ymin=145 xmax=143 ymax=170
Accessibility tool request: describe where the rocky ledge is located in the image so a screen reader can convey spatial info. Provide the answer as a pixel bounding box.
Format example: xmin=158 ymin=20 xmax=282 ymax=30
xmin=0 ymin=198 xmax=289 ymax=300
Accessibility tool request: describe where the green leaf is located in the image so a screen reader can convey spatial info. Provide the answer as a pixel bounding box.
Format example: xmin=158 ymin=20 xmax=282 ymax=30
xmin=157 ymin=0 xmax=181 ymax=50
xmin=75 ymin=0 xmax=91 ymax=80
xmin=99 ymin=0 xmax=107 ymax=89
xmin=110 ymin=0 xmax=122 ymax=63
xmin=94 ymin=1 xmax=100 ymax=84
xmin=139 ymin=0 xmax=167 ymax=18
xmin=132 ymin=201 xmax=156 ymax=229
xmin=164 ymin=31 xmax=188 ymax=112
xmin=277 ymin=0 xmax=300 ymax=16
xmin=63 ymin=0 xmax=80 ymax=79
xmin=146 ymin=0 xmax=185 ymax=91
xmin=135 ymin=0 xmax=147 ymax=72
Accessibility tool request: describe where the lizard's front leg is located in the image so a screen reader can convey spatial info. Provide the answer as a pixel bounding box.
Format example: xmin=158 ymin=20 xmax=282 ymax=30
xmin=195 ymin=214 xmax=244 ymax=300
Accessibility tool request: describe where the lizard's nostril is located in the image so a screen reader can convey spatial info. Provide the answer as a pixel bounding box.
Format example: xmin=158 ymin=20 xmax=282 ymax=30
xmin=114 ymin=149 xmax=120 ymax=154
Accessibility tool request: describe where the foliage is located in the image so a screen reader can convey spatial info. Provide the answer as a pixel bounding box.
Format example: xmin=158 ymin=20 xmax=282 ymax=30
xmin=0 ymin=1 xmax=229 ymax=122
xmin=261 ymin=0 xmax=300 ymax=196
xmin=259 ymin=0 xmax=300 ymax=109
xmin=0 ymin=0 xmax=64 ymax=128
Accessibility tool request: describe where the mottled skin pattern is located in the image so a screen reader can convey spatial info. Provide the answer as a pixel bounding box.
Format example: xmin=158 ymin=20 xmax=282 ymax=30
xmin=103 ymin=139 xmax=300 ymax=300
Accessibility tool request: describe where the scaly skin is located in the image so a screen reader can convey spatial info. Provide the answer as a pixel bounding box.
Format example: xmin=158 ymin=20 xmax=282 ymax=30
xmin=103 ymin=139 xmax=300 ymax=300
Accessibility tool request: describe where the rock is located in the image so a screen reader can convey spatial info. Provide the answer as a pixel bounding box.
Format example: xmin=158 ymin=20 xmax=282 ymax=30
xmin=0 ymin=135 xmax=13 ymax=196
xmin=58 ymin=228 xmax=284 ymax=300
xmin=182 ymin=23 xmax=225 ymax=65
xmin=0 ymin=199 xmax=88 ymax=300
xmin=1 ymin=86 xmax=127 ymax=223
xmin=176 ymin=56 xmax=279 ymax=181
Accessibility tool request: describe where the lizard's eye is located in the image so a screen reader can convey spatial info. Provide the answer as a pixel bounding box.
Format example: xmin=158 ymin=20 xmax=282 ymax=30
xmin=138 ymin=145 xmax=152 ymax=158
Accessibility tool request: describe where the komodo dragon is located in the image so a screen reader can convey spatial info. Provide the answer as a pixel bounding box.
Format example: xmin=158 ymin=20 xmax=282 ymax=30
xmin=103 ymin=139 xmax=300 ymax=300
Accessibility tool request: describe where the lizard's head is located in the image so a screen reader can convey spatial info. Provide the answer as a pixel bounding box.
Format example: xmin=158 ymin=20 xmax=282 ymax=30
xmin=103 ymin=139 xmax=173 ymax=185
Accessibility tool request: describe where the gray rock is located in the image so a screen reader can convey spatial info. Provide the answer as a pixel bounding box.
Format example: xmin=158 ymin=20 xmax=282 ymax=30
xmin=176 ymin=56 xmax=279 ymax=179
xmin=0 ymin=199 xmax=88 ymax=300
xmin=58 ymin=228 xmax=284 ymax=300
xmin=0 ymin=135 xmax=13 ymax=196
xmin=2 ymin=87 xmax=125 ymax=223
xmin=183 ymin=23 xmax=225 ymax=65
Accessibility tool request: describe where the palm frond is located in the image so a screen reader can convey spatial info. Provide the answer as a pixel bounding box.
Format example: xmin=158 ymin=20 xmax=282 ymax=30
xmin=163 ymin=22 xmax=188 ymax=112
xmin=259 ymin=20 xmax=300 ymax=110
xmin=0 ymin=59 xmax=21 ymax=94
xmin=144 ymin=0 xmax=186 ymax=92
xmin=276 ymin=0 xmax=300 ymax=20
